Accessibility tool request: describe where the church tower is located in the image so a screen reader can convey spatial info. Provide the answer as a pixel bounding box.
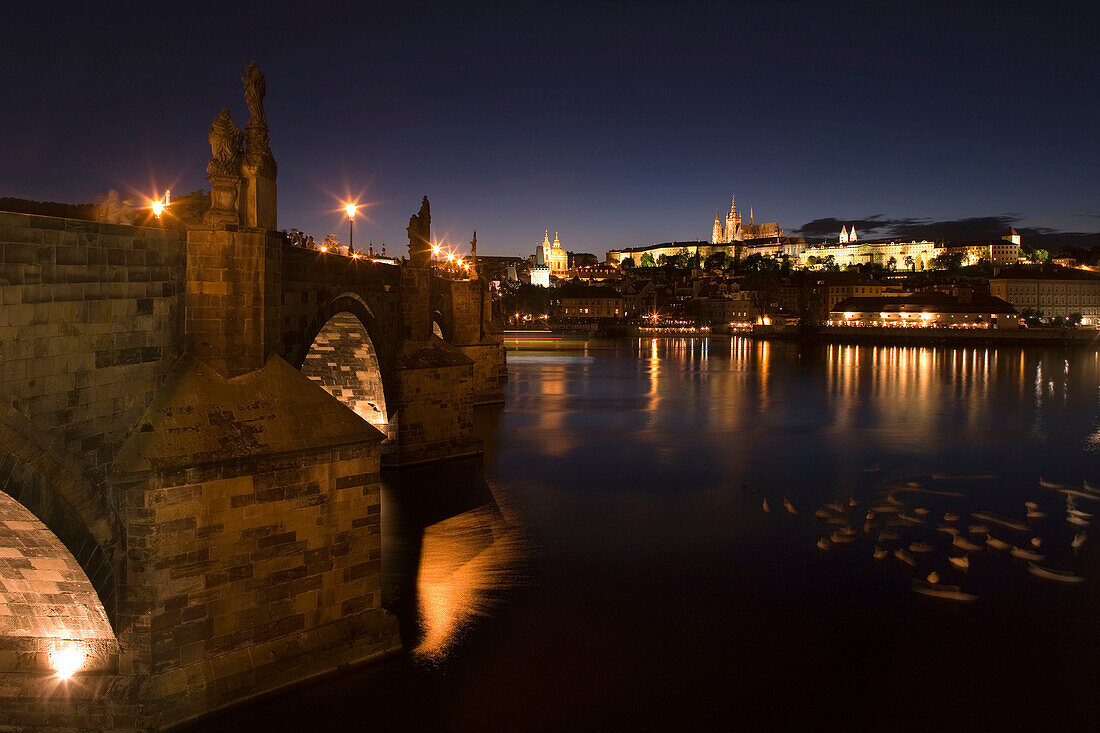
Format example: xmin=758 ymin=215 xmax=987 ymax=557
xmin=849 ymin=226 xmax=857 ymax=242
xmin=839 ymin=225 xmax=849 ymax=244
xmin=536 ymin=230 xmax=550 ymax=266
xmin=725 ymin=196 xmax=741 ymax=243
xmin=712 ymin=210 xmax=724 ymax=244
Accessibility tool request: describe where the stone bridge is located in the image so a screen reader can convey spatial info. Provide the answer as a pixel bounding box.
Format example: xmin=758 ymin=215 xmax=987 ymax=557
xmin=0 ymin=66 xmax=504 ymax=732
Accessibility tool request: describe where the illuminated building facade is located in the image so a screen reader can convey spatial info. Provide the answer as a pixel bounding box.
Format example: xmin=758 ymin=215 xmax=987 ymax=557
xmin=799 ymin=239 xmax=937 ymax=270
xmin=989 ymin=266 xmax=1100 ymax=325
xmin=550 ymin=284 xmax=625 ymax=318
xmin=828 ymin=292 xmax=1019 ymax=328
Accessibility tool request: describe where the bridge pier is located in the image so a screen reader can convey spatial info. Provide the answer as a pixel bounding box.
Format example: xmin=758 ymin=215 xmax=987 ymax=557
xmin=109 ymin=354 xmax=399 ymax=728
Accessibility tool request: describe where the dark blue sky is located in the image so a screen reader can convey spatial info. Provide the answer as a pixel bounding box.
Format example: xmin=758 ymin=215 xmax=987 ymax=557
xmin=2 ymin=1 xmax=1097 ymax=256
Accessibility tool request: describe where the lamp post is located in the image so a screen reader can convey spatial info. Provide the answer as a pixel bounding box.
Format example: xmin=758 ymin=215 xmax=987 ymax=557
xmin=345 ymin=202 xmax=357 ymax=252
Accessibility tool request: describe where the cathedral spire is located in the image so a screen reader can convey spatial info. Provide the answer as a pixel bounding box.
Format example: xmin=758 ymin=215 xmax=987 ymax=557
xmin=553 ymin=232 xmax=560 ymax=246
xmin=543 ymin=230 xmax=550 ymax=246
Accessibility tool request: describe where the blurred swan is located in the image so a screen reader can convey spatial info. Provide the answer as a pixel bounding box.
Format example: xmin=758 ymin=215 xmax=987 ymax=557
xmin=912 ymin=581 xmax=978 ymax=602
xmin=763 ymin=498 xmax=770 ymax=513
xmin=926 ymin=571 xmax=940 ymax=584
xmin=894 ymin=549 xmax=917 ymax=566
xmin=1072 ymin=531 xmax=1087 ymax=549
xmin=1010 ymin=546 xmax=1045 ymax=561
xmin=783 ymin=498 xmax=797 ymax=514
xmin=953 ymin=535 xmax=983 ymax=552
xmin=873 ymin=546 xmax=887 ymax=560
xmin=949 ymin=555 xmax=970 ymax=570
xmin=817 ymin=537 xmax=830 ymax=551
xmin=909 ymin=542 xmax=934 ymax=553
xmin=986 ymin=535 xmax=1011 ymax=550
xmin=1028 ymin=564 xmax=1085 ymax=583
xmin=1030 ymin=537 xmax=1042 ymax=548
xmin=944 ymin=512 xmax=960 ymax=522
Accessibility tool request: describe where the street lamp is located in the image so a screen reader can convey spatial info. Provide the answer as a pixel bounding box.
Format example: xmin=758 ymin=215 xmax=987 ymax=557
xmin=345 ymin=203 xmax=357 ymax=251
xmin=151 ymin=199 xmax=163 ymax=219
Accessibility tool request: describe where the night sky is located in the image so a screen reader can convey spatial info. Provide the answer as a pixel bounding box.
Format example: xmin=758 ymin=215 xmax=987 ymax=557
xmin=2 ymin=1 xmax=1097 ymax=256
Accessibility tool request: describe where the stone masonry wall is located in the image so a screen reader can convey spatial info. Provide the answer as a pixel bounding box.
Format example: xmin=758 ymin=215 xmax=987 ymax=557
xmin=0 ymin=212 xmax=187 ymax=619
xmin=457 ymin=341 xmax=506 ymax=404
xmin=389 ymin=359 xmax=477 ymax=466
xmin=0 ymin=213 xmax=186 ymax=492
xmin=116 ymin=441 xmax=397 ymax=726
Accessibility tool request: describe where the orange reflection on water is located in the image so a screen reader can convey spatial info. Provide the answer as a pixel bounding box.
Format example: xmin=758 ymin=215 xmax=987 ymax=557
xmin=414 ymin=504 xmax=526 ymax=661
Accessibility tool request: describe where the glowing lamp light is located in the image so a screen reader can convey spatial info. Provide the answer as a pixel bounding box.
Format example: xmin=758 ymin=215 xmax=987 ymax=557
xmin=51 ymin=645 xmax=84 ymax=680
xmin=431 ymin=245 xmax=441 ymax=256
xmin=345 ymin=202 xmax=358 ymax=220
xmin=446 ymin=252 xmax=454 ymax=262
xmin=151 ymin=199 xmax=164 ymax=218
xmin=320 ymin=246 xmax=328 ymax=253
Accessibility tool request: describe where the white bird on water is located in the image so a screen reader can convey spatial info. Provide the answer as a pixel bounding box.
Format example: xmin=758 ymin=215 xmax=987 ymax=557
xmin=783 ymin=498 xmax=797 ymax=514
xmin=1072 ymin=531 xmax=1087 ymax=549
xmin=763 ymin=498 xmax=771 ymax=513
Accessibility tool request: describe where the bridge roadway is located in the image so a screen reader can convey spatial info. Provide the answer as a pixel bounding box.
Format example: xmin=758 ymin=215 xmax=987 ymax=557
xmin=0 ymin=207 xmax=505 ymax=729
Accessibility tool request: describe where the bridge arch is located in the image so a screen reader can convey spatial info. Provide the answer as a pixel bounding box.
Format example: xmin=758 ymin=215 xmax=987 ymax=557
xmin=299 ymin=294 xmax=394 ymax=438
xmin=0 ymin=403 xmax=119 ymax=628
xmin=0 ymin=488 xmax=116 ymax=676
xmin=431 ymin=309 xmax=452 ymax=342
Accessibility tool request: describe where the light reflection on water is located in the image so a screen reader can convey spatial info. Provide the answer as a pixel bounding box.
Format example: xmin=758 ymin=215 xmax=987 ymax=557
xmin=413 ymin=503 xmax=527 ymax=661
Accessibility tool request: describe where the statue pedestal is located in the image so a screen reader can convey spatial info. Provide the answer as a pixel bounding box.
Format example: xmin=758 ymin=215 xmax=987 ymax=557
xmin=241 ymin=156 xmax=277 ymax=230
xmin=204 ymin=174 xmax=242 ymax=228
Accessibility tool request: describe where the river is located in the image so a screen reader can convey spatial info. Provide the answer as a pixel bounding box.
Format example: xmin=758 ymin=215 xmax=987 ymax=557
xmin=199 ymin=337 xmax=1100 ymax=731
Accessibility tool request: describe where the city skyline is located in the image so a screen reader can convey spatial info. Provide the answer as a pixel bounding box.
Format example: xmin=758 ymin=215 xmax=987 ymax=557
xmin=2 ymin=1 xmax=1098 ymax=255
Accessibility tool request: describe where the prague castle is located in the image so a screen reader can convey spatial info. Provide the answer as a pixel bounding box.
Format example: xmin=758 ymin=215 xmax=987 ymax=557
xmin=712 ymin=195 xmax=783 ymax=243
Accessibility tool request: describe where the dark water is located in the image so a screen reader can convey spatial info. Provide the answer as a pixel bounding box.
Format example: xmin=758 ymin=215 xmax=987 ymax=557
xmin=200 ymin=338 xmax=1100 ymax=732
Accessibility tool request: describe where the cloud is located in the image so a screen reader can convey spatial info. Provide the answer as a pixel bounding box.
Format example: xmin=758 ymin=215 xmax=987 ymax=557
xmin=793 ymin=214 xmax=1100 ymax=250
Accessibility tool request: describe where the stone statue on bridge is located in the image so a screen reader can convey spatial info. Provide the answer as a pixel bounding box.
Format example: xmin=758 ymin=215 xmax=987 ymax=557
xmin=406 ymin=196 xmax=432 ymax=267
xmin=204 ymin=108 xmax=244 ymax=227
xmin=206 ymin=108 xmax=243 ymax=177
xmin=240 ymin=61 xmax=277 ymax=229
xmin=242 ymin=60 xmax=272 ymax=165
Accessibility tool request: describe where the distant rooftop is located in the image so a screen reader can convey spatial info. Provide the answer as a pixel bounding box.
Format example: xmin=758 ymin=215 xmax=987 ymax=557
xmin=990 ymin=264 xmax=1100 ymax=281
xmin=830 ymin=292 xmax=1017 ymax=314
